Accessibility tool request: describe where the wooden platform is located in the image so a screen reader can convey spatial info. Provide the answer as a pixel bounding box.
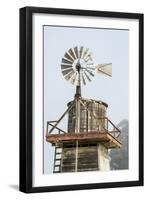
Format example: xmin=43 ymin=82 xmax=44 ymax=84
xmin=46 ymin=132 xmax=121 ymax=148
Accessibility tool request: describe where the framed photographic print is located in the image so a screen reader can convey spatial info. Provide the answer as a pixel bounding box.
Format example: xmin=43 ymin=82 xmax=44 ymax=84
xmin=19 ymin=6 xmax=144 ymax=193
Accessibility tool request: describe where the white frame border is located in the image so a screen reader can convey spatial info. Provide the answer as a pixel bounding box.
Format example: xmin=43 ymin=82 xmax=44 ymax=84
xmin=32 ymin=13 xmax=139 ymax=187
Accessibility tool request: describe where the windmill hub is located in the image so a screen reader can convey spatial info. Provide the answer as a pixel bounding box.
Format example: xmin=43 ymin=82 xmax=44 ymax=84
xmin=75 ymin=62 xmax=81 ymax=72
xmin=73 ymin=58 xmax=84 ymax=71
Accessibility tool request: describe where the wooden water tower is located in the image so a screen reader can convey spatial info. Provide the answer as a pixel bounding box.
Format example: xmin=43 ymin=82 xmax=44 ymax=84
xmin=46 ymin=46 xmax=121 ymax=173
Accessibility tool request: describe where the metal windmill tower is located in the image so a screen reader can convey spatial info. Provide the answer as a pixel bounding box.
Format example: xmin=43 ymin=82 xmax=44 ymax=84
xmin=46 ymin=46 xmax=121 ymax=173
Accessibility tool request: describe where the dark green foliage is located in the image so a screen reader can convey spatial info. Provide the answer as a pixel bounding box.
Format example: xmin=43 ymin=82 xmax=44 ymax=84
xmin=109 ymin=120 xmax=129 ymax=170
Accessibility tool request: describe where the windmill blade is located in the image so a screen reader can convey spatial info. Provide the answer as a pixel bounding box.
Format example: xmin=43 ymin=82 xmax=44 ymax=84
xmin=62 ymin=68 xmax=73 ymax=76
xmin=79 ymin=46 xmax=84 ymax=58
xmin=81 ymin=47 xmax=86 ymax=59
xmin=85 ymin=68 xmax=95 ymax=77
xmin=65 ymin=51 xmax=74 ymax=61
xmin=73 ymin=46 xmax=79 ymax=58
xmin=82 ymin=48 xmax=89 ymax=59
xmin=62 ymin=58 xmax=73 ymax=65
xmin=68 ymin=48 xmax=76 ymax=60
xmin=84 ymin=53 xmax=93 ymax=62
xmin=84 ymin=50 xmax=92 ymax=61
xmin=64 ymin=70 xmax=75 ymax=81
xmin=77 ymin=46 xmax=81 ymax=58
xmin=69 ymin=71 xmax=78 ymax=85
xmin=63 ymin=56 xmax=73 ymax=63
xmin=83 ymin=71 xmax=91 ymax=82
xmin=84 ymin=50 xmax=93 ymax=61
xmin=81 ymin=73 xmax=86 ymax=85
xmin=86 ymin=66 xmax=95 ymax=70
xmin=61 ymin=64 xmax=72 ymax=70
xmin=95 ymin=63 xmax=112 ymax=77
xmin=71 ymin=48 xmax=77 ymax=59
xmin=85 ymin=56 xmax=92 ymax=63
xmin=61 ymin=63 xmax=72 ymax=67
xmin=86 ymin=62 xmax=94 ymax=66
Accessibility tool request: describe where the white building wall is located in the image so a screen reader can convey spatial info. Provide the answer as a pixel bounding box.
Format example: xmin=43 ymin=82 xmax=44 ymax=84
xmin=98 ymin=144 xmax=110 ymax=171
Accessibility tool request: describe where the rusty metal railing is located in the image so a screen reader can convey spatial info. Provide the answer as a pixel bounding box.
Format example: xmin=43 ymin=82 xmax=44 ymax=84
xmin=46 ymin=117 xmax=120 ymax=139
xmin=96 ymin=117 xmax=120 ymax=138
xmin=46 ymin=121 xmax=67 ymax=135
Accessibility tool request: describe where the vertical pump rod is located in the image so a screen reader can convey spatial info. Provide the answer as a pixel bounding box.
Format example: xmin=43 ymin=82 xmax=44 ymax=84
xmin=75 ymin=61 xmax=81 ymax=133
xmin=75 ymin=61 xmax=81 ymax=98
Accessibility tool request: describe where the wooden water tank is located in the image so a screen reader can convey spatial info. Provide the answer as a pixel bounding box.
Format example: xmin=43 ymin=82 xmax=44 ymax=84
xmin=67 ymin=98 xmax=108 ymax=133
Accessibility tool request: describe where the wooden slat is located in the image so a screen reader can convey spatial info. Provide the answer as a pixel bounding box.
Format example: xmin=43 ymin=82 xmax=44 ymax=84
xmin=54 ymin=158 xmax=61 ymax=161
xmin=54 ymin=164 xmax=61 ymax=167
xmin=46 ymin=132 xmax=121 ymax=148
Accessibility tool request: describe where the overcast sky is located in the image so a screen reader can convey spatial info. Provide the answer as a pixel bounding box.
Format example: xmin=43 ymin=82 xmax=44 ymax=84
xmin=43 ymin=25 xmax=129 ymax=174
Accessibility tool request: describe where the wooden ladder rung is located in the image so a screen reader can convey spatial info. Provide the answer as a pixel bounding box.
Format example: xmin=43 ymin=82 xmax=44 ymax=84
xmin=55 ymin=152 xmax=62 ymax=155
xmin=53 ymin=171 xmax=61 ymax=173
xmin=54 ymin=164 xmax=61 ymax=167
xmin=55 ymin=146 xmax=62 ymax=149
xmin=55 ymin=158 xmax=61 ymax=161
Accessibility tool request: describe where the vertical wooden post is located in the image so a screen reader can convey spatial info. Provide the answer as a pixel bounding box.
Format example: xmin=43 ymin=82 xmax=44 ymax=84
xmin=75 ymin=140 xmax=78 ymax=172
xmin=97 ymin=143 xmax=99 ymax=170
xmin=75 ymin=98 xmax=80 ymax=133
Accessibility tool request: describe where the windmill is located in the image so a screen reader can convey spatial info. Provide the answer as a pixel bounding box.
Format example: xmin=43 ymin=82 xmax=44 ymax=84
xmin=46 ymin=46 xmax=121 ymax=173
xmin=61 ymin=46 xmax=112 ymax=95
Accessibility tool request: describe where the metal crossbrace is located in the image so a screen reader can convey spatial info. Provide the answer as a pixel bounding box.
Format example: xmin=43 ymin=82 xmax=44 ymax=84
xmin=48 ymin=100 xmax=75 ymax=134
xmin=47 ymin=122 xmax=67 ymax=135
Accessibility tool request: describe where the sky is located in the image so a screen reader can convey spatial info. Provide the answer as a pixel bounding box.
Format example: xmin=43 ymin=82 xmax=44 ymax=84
xmin=43 ymin=25 xmax=129 ymax=174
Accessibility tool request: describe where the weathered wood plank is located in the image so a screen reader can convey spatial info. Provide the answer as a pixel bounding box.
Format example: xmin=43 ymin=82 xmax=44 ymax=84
xmin=46 ymin=132 xmax=121 ymax=148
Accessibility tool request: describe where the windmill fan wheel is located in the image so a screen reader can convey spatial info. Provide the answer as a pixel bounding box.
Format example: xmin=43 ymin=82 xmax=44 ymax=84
xmin=61 ymin=46 xmax=95 ymax=86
